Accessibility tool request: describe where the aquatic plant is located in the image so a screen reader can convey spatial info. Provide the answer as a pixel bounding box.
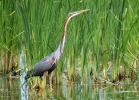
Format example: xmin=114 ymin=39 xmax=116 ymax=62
xmin=0 ymin=0 xmax=138 ymax=84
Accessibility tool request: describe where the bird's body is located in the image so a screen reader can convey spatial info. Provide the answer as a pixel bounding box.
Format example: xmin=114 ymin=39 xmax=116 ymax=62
xmin=25 ymin=52 xmax=55 ymax=78
xmin=25 ymin=34 xmax=64 ymax=79
xmin=25 ymin=9 xmax=89 ymax=90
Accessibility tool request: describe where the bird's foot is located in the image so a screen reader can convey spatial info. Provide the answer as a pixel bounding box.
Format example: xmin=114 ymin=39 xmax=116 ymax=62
xmin=50 ymin=85 xmax=53 ymax=92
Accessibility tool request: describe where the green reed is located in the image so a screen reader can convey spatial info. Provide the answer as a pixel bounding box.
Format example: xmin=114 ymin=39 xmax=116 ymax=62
xmin=1 ymin=0 xmax=139 ymax=84
xmin=0 ymin=0 xmax=22 ymax=73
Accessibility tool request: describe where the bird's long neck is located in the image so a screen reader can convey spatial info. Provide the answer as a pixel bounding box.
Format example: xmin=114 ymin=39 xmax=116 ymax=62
xmin=54 ymin=15 xmax=71 ymax=60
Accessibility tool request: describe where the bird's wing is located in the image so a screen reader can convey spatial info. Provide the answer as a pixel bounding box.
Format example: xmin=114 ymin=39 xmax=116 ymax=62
xmin=33 ymin=52 xmax=55 ymax=76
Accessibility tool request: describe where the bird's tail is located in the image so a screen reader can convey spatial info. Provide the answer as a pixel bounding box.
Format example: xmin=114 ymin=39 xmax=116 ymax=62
xmin=25 ymin=69 xmax=34 ymax=80
xmin=25 ymin=74 xmax=29 ymax=80
xmin=25 ymin=72 xmax=30 ymax=80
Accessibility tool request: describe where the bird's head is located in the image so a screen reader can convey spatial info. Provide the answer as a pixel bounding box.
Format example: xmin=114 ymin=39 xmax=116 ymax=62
xmin=68 ymin=9 xmax=90 ymax=18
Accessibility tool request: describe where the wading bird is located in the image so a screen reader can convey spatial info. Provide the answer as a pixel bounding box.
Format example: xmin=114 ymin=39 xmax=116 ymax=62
xmin=25 ymin=9 xmax=89 ymax=90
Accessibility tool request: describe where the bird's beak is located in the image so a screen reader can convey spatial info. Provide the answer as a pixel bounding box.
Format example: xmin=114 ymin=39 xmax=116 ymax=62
xmin=75 ymin=9 xmax=90 ymax=15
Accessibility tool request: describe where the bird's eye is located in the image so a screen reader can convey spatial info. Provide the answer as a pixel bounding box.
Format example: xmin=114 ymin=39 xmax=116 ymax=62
xmin=69 ymin=13 xmax=73 ymax=16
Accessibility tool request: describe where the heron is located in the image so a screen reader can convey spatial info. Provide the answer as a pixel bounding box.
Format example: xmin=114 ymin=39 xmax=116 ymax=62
xmin=25 ymin=9 xmax=89 ymax=90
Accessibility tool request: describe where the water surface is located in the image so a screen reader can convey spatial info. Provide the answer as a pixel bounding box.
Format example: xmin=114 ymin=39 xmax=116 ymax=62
xmin=0 ymin=74 xmax=139 ymax=100
xmin=0 ymin=51 xmax=139 ymax=100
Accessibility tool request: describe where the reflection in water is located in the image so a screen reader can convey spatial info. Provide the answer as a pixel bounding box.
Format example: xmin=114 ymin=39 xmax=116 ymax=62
xmin=20 ymin=50 xmax=28 ymax=100
xmin=0 ymin=49 xmax=139 ymax=99
xmin=20 ymin=71 xmax=28 ymax=100
xmin=0 ymin=73 xmax=139 ymax=99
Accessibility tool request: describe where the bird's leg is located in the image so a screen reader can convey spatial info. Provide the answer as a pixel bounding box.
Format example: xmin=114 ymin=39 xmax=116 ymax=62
xmin=41 ymin=71 xmax=48 ymax=89
xmin=49 ymin=72 xmax=53 ymax=91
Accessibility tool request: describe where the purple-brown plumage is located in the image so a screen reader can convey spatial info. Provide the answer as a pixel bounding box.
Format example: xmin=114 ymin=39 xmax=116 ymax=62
xmin=25 ymin=52 xmax=56 ymax=79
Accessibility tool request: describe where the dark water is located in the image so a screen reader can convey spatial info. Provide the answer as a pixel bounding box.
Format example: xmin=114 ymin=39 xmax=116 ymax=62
xmin=0 ymin=51 xmax=139 ymax=100
xmin=0 ymin=74 xmax=139 ymax=100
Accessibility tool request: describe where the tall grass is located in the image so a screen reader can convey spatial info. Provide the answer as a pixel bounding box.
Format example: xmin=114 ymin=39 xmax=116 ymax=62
xmin=0 ymin=0 xmax=22 ymax=74
xmin=0 ymin=0 xmax=139 ymax=83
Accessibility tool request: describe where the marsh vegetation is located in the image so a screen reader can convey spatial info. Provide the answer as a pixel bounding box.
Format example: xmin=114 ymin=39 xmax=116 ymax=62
xmin=0 ymin=0 xmax=139 ymax=99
